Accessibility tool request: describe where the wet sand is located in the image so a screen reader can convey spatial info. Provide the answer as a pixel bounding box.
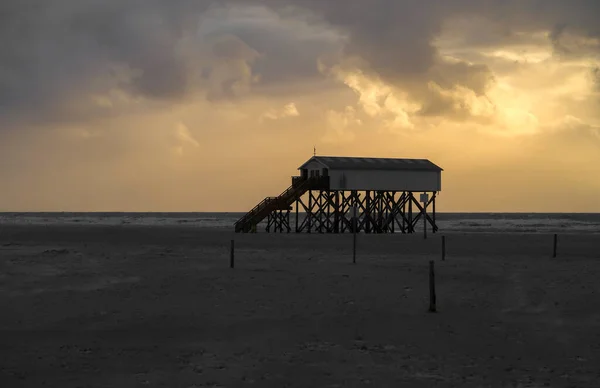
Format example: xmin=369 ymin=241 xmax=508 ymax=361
xmin=1 ymin=225 xmax=599 ymax=387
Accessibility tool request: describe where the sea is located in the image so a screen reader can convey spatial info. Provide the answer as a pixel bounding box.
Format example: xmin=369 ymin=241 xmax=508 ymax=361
xmin=0 ymin=213 xmax=599 ymax=234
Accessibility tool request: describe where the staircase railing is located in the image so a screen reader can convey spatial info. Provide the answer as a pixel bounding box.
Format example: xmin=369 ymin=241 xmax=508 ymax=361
xmin=277 ymin=178 xmax=311 ymax=203
xmin=234 ymin=196 xmax=276 ymax=226
xmin=234 ymin=175 xmax=322 ymax=232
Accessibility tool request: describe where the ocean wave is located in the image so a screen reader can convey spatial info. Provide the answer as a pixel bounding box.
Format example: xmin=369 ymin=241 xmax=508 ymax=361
xmin=0 ymin=213 xmax=599 ymax=234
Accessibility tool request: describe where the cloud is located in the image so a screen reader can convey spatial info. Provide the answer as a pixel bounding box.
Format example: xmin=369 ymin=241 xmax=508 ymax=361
xmin=549 ymin=115 xmax=600 ymax=142
xmin=203 ymin=34 xmax=261 ymax=101
xmin=173 ymin=121 xmax=200 ymax=155
xmin=1 ymin=0 xmax=600 ymax=212
xmin=0 ymin=1 xmax=341 ymax=127
xmin=322 ymin=65 xmax=420 ymax=127
xmin=278 ymin=1 xmax=599 ymax=74
xmin=322 ymin=106 xmax=361 ymax=144
xmin=195 ymin=4 xmax=344 ymax=89
xmin=276 ymin=0 xmax=600 ymax=125
xmin=0 ymin=0 xmax=198 ymax=125
xmin=3 ymin=0 xmax=600 ymax=129
xmin=260 ymin=102 xmax=300 ymax=121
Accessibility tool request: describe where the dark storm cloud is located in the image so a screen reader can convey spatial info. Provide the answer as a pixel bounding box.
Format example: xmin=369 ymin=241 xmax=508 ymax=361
xmin=196 ymin=5 xmax=343 ymax=86
xmin=274 ymin=0 xmax=600 ymax=79
xmin=1 ymin=0 xmax=599 ymax=127
xmin=0 ymin=0 xmax=345 ymax=125
xmin=195 ymin=4 xmax=343 ymax=100
xmin=0 ymin=0 xmax=209 ymax=124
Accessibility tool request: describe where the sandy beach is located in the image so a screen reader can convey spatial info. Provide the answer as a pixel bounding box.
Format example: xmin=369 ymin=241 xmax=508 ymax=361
xmin=1 ymin=225 xmax=599 ymax=387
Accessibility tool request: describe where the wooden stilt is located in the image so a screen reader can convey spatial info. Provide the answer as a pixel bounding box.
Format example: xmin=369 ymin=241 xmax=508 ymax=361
xmin=295 ymin=200 xmax=299 ymax=233
xmin=442 ymin=235 xmax=446 ymax=261
xmin=432 ymin=192 xmax=437 ymax=233
xmin=429 ymin=260 xmax=436 ymax=313
xmin=263 ymin=189 xmax=439 ymax=235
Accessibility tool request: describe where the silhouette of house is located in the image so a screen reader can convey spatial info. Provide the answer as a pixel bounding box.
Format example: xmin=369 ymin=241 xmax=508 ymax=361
xmin=235 ymin=156 xmax=443 ymax=234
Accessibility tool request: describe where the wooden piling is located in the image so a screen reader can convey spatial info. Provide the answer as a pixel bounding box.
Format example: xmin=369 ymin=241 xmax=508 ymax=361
xmin=352 ymin=205 xmax=357 ymax=264
xmin=442 ymin=235 xmax=446 ymax=261
xmin=423 ymin=208 xmax=427 ymax=240
xmin=230 ymin=240 xmax=235 ymax=268
xmin=429 ymin=260 xmax=437 ymax=313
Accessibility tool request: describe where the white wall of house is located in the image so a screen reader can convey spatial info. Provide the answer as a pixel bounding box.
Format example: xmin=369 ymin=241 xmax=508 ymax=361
xmin=328 ymin=169 xmax=441 ymax=192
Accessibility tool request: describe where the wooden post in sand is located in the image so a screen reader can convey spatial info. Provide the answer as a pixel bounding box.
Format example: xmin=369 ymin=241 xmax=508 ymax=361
xmin=230 ymin=240 xmax=235 ymax=268
xmin=428 ymin=260 xmax=437 ymax=313
xmin=553 ymin=234 xmax=558 ymax=258
xmin=442 ymin=235 xmax=446 ymax=261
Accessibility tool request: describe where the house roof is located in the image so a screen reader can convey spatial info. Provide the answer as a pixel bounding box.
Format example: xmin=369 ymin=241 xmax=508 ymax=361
xmin=298 ymin=156 xmax=443 ymax=172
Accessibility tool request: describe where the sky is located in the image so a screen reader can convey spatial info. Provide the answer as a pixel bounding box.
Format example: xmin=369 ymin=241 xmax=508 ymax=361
xmin=1 ymin=0 xmax=599 ymax=212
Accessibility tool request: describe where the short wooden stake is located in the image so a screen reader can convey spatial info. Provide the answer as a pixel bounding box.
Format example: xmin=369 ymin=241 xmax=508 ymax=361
xmin=553 ymin=234 xmax=557 ymax=258
xmin=230 ymin=240 xmax=235 ymax=268
xmin=442 ymin=235 xmax=446 ymax=261
xmin=428 ymin=260 xmax=437 ymax=313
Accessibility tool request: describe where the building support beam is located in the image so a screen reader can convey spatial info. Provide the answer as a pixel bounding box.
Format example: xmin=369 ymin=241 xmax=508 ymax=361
xmin=286 ymin=189 xmax=438 ymax=234
xmin=266 ymin=209 xmax=291 ymax=233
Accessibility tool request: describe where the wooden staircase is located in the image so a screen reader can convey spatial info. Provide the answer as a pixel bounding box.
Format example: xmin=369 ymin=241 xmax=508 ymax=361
xmin=234 ymin=176 xmax=320 ymax=233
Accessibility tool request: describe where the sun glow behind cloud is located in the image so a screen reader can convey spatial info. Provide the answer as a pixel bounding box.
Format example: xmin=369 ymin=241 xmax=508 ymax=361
xmin=323 ymin=23 xmax=600 ymax=141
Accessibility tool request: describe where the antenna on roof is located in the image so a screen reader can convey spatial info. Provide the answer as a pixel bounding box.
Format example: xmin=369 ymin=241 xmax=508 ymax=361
xmin=313 ymin=146 xmax=316 ymax=156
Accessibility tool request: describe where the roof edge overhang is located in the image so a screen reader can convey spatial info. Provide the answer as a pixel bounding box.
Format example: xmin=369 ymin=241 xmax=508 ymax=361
xmin=325 ymin=167 xmax=443 ymax=172
xmin=298 ymin=156 xmax=444 ymax=172
xmin=297 ymin=156 xmax=329 ymax=170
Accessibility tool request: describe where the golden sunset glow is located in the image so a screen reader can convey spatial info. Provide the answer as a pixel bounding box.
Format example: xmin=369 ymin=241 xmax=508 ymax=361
xmin=0 ymin=1 xmax=598 ymax=212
